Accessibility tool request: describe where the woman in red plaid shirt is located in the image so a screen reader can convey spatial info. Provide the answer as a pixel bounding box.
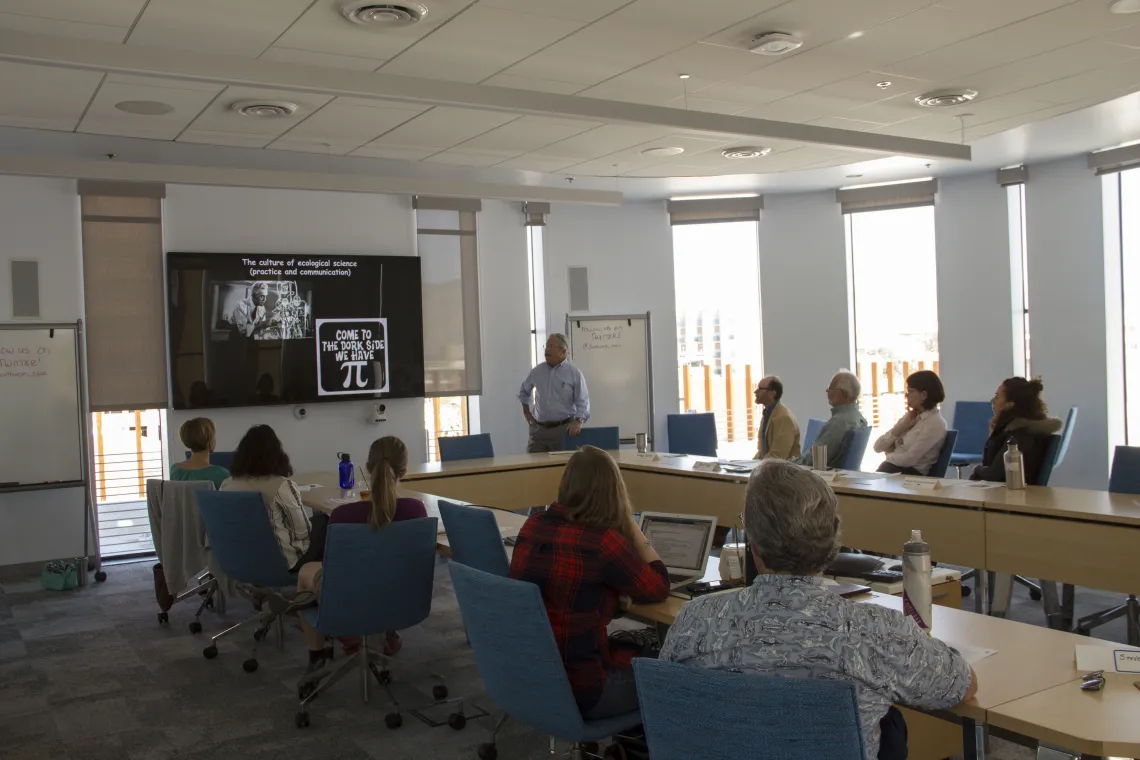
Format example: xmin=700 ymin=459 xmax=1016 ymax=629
xmin=510 ymin=446 xmax=670 ymax=719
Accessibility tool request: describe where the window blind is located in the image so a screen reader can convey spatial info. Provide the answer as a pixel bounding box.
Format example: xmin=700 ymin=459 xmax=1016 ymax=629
xmin=413 ymin=196 xmax=483 ymax=213
xmin=80 ymin=188 xmax=168 ymax=412
xmin=1088 ymin=143 xmax=1140 ymax=176
xmin=523 ymin=201 xmax=549 ymax=227
xmin=668 ymin=196 xmax=764 ymax=225
xmin=836 ymin=179 xmax=937 ymax=214
xmin=997 ymin=165 xmax=1027 ymax=186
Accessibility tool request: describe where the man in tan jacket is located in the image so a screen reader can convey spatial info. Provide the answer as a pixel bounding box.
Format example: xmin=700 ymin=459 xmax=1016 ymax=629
xmin=754 ymin=376 xmax=801 ymax=460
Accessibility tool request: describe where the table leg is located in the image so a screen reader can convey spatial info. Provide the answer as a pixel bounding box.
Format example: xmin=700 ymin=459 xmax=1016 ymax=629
xmin=989 ymin=573 xmax=1013 ymax=618
xmin=962 ymin=717 xmax=986 ymax=760
xmin=972 ymin=570 xmax=987 ymax=615
xmin=1041 ymin=581 xmax=1062 ymax=630
xmin=1061 ymin=583 xmax=1075 ymax=631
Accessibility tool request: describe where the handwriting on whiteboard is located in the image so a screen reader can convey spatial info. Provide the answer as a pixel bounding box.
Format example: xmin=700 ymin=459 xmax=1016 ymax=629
xmin=0 ymin=344 xmax=51 ymax=378
xmin=580 ymin=324 xmax=624 ymax=351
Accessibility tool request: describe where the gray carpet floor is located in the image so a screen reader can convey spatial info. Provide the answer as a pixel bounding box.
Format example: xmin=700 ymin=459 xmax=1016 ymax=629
xmin=0 ymin=560 xmax=1132 ymax=760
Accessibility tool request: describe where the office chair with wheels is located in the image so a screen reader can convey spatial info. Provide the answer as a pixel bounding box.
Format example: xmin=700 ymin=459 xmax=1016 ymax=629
xmin=666 ymin=413 xmax=717 ymax=457
xmin=836 ymin=427 xmax=873 ymax=471
xmin=439 ymin=434 xmax=495 ymax=462
xmin=449 ymin=563 xmax=642 ymax=760
xmin=563 ymin=426 xmax=620 ymax=451
xmin=801 ymin=418 xmax=825 ymax=451
xmin=633 ymin=659 xmax=866 ymax=760
xmin=948 ymin=401 xmax=992 ymax=474
xmin=438 ymin=501 xmax=511 ymax=577
xmin=184 ymin=450 xmax=236 ymax=470
xmin=928 ymin=429 xmax=959 ymax=478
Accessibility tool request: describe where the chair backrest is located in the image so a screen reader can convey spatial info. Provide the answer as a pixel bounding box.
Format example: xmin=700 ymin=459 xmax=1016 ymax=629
xmin=448 ymin=563 xmax=586 ymax=739
xmin=1033 ymin=434 xmax=1063 ymax=486
xmin=633 ymin=659 xmax=866 ymax=760
xmin=438 ymin=500 xmax=510 ymax=577
xmin=563 ymin=426 xmax=620 ymax=451
xmin=666 ymin=413 xmax=718 ymax=457
xmin=195 ymin=490 xmax=296 ymax=588
xmin=438 ymin=433 xmax=494 ymax=462
xmin=837 ymin=426 xmax=872 ymax=471
xmin=1109 ymin=445 xmax=1140 ymax=494
xmin=951 ymin=401 xmax=993 ymax=456
xmin=310 ymin=519 xmax=439 ymax=637
xmin=928 ymin=429 xmax=959 ymax=478
xmin=1055 ymin=406 xmax=1078 ymax=467
xmin=801 ymin=418 xmax=825 ymax=450
xmin=184 ymin=450 xmax=236 ymax=469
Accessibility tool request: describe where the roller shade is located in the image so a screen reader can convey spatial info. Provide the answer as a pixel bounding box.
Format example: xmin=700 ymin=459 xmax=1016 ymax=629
xmin=523 ymin=201 xmax=549 ymax=226
xmin=668 ymin=195 xmax=764 ymax=225
xmin=1088 ymin=143 xmax=1140 ymax=176
xmin=413 ymin=196 xmax=482 ymax=212
xmin=997 ymin=165 xmax=1027 ymax=186
xmin=836 ymin=179 xmax=937 ymax=214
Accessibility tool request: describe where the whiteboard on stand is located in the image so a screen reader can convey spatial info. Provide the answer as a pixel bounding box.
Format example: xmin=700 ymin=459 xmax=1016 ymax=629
xmin=566 ymin=314 xmax=653 ymax=445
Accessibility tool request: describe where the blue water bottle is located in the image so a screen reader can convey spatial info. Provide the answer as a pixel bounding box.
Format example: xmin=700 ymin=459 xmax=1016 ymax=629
xmin=337 ymin=452 xmax=354 ymax=490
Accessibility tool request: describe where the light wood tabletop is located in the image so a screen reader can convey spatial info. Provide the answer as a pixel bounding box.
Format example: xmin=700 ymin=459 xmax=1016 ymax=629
xmin=984 ymin=484 xmax=1140 ymax=526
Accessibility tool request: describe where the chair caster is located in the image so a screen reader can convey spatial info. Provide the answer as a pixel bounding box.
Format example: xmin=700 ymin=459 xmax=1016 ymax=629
xmin=1029 ymin=589 xmax=1042 ymax=601
xmin=189 ymin=620 xmax=203 ymax=634
xmin=384 ymin=712 xmax=402 ymax=729
xmin=158 ymin=611 xmax=169 ymax=625
xmin=95 ymin=570 xmax=107 ymax=583
xmin=295 ymin=711 xmax=310 ymax=729
xmin=432 ymin=684 xmax=448 ymax=701
xmin=378 ymin=669 xmax=392 ymax=684
xmin=447 ymin=713 xmax=466 ymax=730
xmin=203 ymin=645 xmax=218 ymax=660
xmin=962 ymin=585 xmax=972 ymax=597
xmin=477 ymin=743 xmax=498 ymax=760
xmin=298 ymin=682 xmax=318 ymax=701
xmin=253 ymin=628 xmax=267 ymax=641
xmin=242 ymin=658 xmax=259 ymax=673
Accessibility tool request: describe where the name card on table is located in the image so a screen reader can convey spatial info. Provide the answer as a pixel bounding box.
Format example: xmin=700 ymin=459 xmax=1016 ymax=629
xmin=1075 ymin=644 xmax=1140 ymax=673
xmin=692 ymin=461 xmax=722 ymax=473
xmin=636 ymin=453 xmax=661 ymax=461
xmin=813 ymin=470 xmax=840 ymax=482
xmin=902 ymin=476 xmax=942 ymax=490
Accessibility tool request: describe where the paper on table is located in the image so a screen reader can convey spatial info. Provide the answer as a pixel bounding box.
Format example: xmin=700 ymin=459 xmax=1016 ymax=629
xmin=1075 ymin=643 xmax=1140 ymax=673
xmin=839 ymin=471 xmax=890 ymax=480
xmin=939 ymin=479 xmax=1001 ymax=489
xmin=548 ymin=451 xmax=575 ymax=456
xmin=945 ymin=642 xmax=998 ymax=665
xmin=296 ymin=484 xmax=322 ymax=492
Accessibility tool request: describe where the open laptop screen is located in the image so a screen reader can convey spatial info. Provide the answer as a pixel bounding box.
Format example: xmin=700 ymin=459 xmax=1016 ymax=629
xmin=641 ymin=514 xmax=714 ymax=573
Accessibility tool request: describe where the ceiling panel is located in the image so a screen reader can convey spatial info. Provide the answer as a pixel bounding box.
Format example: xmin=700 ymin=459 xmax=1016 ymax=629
xmin=178 ymin=130 xmax=276 ymax=148
xmin=451 ymin=116 xmax=600 ymax=156
xmin=267 ymin=100 xmax=428 ymax=155
xmin=422 ymin=151 xmax=512 ymax=167
xmin=492 ymin=155 xmax=582 ymax=172
xmin=1012 ymin=59 xmax=1140 ymax=105
xmin=662 ymin=96 xmax=753 ymax=114
xmin=960 ymin=41 xmax=1140 ymax=102
xmin=0 ymin=61 xmax=102 ymax=132
xmin=348 ymin=145 xmax=437 ymax=161
xmin=184 ymin=86 xmax=336 ymax=137
xmin=0 ymin=0 xmax=146 ymax=26
xmin=379 ymin=6 xmax=584 ymax=83
xmin=526 ymin=123 xmax=674 ymax=160
xmin=128 ymin=0 xmax=315 ymax=56
xmin=259 ymin=47 xmax=385 ymax=71
xmin=0 ymin=12 xmax=128 ymax=42
xmin=77 ymin=77 xmax=223 ymax=140
xmin=356 ymin=107 xmax=520 ymax=152
xmin=475 ymin=0 xmax=631 ymax=24
xmin=561 ymin=133 xmax=733 ymax=175
xmin=807 ymin=115 xmax=889 ymax=130
xmin=480 ymin=74 xmax=585 ymax=94
xmin=274 ymin=0 xmax=478 ymax=64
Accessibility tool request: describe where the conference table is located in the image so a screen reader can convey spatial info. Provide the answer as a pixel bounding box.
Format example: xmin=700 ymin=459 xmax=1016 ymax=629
xmin=297 ymin=452 xmax=1140 ymax=759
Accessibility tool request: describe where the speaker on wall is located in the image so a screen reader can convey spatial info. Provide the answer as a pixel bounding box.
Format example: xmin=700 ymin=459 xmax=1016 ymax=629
xmin=11 ymin=260 xmax=39 ymax=318
xmin=568 ymin=266 xmax=589 ymax=312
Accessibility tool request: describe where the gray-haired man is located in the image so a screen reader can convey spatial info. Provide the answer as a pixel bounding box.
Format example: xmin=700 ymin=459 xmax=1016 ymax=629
xmin=518 ymin=334 xmax=590 ymax=453
xmin=794 ymin=369 xmax=868 ymax=468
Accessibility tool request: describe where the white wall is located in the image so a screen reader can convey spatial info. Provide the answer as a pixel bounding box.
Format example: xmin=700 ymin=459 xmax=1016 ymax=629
xmin=1026 ymin=157 xmax=1110 ymax=489
xmin=935 ymin=173 xmax=1017 ymax=420
xmin=543 ymin=202 xmax=679 ymax=448
xmin=758 ymin=191 xmax=851 ymax=424
xmin=0 ymin=176 xmax=89 ymax=566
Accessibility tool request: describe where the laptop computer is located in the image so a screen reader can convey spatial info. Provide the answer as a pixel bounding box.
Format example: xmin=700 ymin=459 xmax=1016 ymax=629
xmin=638 ymin=511 xmax=718 ymax=590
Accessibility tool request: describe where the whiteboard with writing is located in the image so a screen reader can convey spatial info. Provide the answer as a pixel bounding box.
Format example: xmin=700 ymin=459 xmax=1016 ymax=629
xmin=566 ymin=314 xmax=652 ymax=443
xmin=0 ymin=327 xmax=83 ymax=485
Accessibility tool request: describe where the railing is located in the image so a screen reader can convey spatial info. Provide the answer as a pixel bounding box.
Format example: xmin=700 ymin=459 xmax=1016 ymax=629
xmin=856 ymin=358 xmax=940 ymax=429
xmin=426 ymin=397 xmax=470 ymax=462
xmin=91 ymin=409 xmax=166 ymax=557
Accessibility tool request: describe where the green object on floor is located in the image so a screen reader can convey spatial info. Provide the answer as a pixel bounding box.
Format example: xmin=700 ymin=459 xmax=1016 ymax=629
xmin=40 ymin=560 xmax=78 ymax=591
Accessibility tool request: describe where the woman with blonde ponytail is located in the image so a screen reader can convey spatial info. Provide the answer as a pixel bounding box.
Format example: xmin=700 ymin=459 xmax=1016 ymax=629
xmin=295 ymin=436 xmax=426 ymax=682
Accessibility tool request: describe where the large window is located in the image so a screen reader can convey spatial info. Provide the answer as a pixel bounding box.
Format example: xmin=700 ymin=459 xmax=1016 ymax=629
xmin=845 ymin=205 xmax=940 ymax=470
xmin=672 ymin=221 xmax=762 ymax=458
xmin=527 ymin=224 xmax=547 ymax=368
xmin=1108 ymin=170 xmax=1140 ymax=445
xmin=1007 ymin=182 xmax=1031 ymax=377
xmin=92 ymin=409 xmax=167 ymax=558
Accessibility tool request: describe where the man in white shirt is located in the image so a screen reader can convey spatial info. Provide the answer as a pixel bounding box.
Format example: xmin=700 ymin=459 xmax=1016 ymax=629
xmin=873 ymin=369 xmax=948 ymax=475
xmin=518 ymin=334 xmax=591 ymax=453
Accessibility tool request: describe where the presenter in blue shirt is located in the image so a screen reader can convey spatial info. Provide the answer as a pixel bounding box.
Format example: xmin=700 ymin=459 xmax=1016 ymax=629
xmin=518 ymin=334 xmax=591 ymax=453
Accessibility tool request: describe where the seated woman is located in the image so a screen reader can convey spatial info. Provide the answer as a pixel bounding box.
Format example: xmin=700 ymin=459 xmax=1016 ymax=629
xmin=873 ymin=370 xmax=948 ymax=476
xmin=296 ymin=436 xmax=426 ymax=675
xmin=659 ymin=460 xmax=977 ymax=760
xmin=510 ymin=445 xmax=670 ymax=720
xmin=170 ymin=417 xmax=230 ymax=489
xmin=970 ymin=376 xmax=1062 ymax=485
xmin=220 ymin=425 xmax=310 ymax=571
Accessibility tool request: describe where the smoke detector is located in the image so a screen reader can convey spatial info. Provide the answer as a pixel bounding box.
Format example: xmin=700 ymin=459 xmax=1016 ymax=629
xmin=749 ymin=32 xmax=803 ymax=55
xmin=722 ymin=146 xmax=771 ymax=160
xmin=230 ymin=100 xmax=298 ymax=118
xmin=914 ymin=88 xmax=978 ymax=108
xmin=642 ymin=147 xmax=685 ymax=157
xmin=340 ymin=2 xmax=428 ymax=26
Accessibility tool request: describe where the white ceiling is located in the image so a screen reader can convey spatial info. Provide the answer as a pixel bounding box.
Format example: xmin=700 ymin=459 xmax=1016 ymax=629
xmin=0 ymin=0 xmax=1139 ymax=179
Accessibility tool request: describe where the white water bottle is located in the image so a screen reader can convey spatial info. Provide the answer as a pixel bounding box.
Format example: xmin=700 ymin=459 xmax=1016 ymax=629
xmin=902 ymin=529 xmax=932 ymax=634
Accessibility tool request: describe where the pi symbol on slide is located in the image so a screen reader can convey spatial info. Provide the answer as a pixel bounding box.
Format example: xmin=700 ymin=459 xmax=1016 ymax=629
xmin=340 ymin=361 xmax=369 ymax=389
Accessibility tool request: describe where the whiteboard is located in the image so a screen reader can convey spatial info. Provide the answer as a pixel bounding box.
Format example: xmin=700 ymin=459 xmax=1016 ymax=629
xmin=0 ymin=326 xmax=84 ymax=485
xmin=566 ymin=314 xmax=653 ymax=444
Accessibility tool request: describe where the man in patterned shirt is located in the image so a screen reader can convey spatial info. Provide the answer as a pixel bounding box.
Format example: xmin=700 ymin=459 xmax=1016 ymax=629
xmin=659 ymin=460 xmax=977 ymax=759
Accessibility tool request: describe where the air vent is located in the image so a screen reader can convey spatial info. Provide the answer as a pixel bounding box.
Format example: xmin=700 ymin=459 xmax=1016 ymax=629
xmin=749 ymin=32 xmax=803 ymax=56
xmin=230 ymin=100 xmax=298 ymax=118
xmin=722 ymin=146 xmax=771 ymax=160
xmin=341 ymin=2 xmax=428 ymax=26
xmin=914 ymin=89 xmax=978 ymax=108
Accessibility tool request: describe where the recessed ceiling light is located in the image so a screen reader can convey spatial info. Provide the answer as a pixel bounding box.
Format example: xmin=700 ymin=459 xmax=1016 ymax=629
xmin=114 ymin=100 xmax=175 ymax=115
xmin=340 ymin=1 xmax=428 ymax=27
xmin=642 ymin=147 xmax=685 ymax=157
xmin=749 ymin=32 xmax=803 ymax=55
xmin=847 ymin=31 xmax=865 ymax=39
xmin=914 ymin=88 xmax=978 ymax=107
xmin=722 ymin=146 xmax=772 ymax=159
xmin=876 ymin=81 xmax=891 ymax=89
xmin=230 ymin=100 xmax=298 ymax=118
xmin=678 ymin=73 xmax=690 ymax=80
xmin=846 ymin=174 xmax=864 ymax=178
xmin=1110 ymin=0 xmax=1140 ymax=13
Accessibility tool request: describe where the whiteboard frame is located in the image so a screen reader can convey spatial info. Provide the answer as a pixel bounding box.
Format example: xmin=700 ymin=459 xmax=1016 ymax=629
xmin=0 ymin=321 xmax=99 ymax=569
xmin=565 ymin=312 xmax=655 ymax=447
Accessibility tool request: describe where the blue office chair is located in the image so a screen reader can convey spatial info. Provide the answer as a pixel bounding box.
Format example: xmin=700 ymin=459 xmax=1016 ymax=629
xmin=927 ymin=429 xmax=959 ymax=478
xmin=195 ymin=490 xmax=304 ymax=672
xmin=184 ymin=450 xmax=236 ymax=470
xmin=1076 ymin=445 xmax=1140 ymax=644
xmin=448 ymin=563 xmax=642 ymax=759
xmin=563 ymin=426 xmax=620 ymax=451
xmin=296 ymin=519 xmax=441 ymax=728
xmin=949 ymin=401 xmax=993 ymax=469
xmin=836 ymin=426 xmax=872 ymax=471
xmin=801 ymin=418 xmax=825 ymax=451
xmin=666 ymin=413 xmax=717 ymax=457
xmin=439 ymin=433 xmax=495 ymax=462
xmin=438 ymin=500 xmax=511 ymax=577
xmin=1055 ymin=406 xmax=1078 ymax=468
xmin=633 ymin=659 xmax=866 ymax=760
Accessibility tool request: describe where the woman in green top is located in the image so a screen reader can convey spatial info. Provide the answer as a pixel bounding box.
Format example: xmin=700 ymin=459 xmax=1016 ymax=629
xmin=170 ymin=417 xmax=229 ymax=489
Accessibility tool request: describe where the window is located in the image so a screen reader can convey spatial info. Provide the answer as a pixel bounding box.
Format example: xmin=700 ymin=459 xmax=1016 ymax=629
xmin=527 ymin=223 xmax=547 ymax=368
xmin=1108 ymin=170 xmax=1140 ymax=445
xmin=92 ymin=409 xmax=167 ymax=558
xmin=1007 ymin=183 xmax=1031 ymax=377
xmin=845 ymin=205 xmax=940 ymax=470
xmin=424 ymin=396 xmax=471 ymax=462
xmin=672 ymin=221 xmax=762 ymax=458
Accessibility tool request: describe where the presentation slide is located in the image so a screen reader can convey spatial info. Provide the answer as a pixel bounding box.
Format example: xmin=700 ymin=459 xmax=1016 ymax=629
xmin=167 ymin=253 xmax=424 ymax=409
